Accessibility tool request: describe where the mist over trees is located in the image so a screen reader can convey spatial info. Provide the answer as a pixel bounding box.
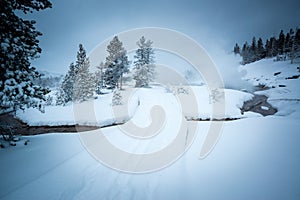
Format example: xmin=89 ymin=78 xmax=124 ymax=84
xmin=234 ymin=28 xmax=300 ymax=64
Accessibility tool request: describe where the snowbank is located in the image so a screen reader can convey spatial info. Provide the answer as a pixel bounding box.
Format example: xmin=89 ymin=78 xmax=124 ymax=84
xmin=240 ymin=58 xmax=300 ymax=118
xmin=16 ymin=86 xmax=256 ymax=126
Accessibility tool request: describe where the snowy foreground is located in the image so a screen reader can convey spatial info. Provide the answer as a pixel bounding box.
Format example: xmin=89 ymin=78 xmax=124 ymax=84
xmin=1 ymin=59 xmax=300 ymax=200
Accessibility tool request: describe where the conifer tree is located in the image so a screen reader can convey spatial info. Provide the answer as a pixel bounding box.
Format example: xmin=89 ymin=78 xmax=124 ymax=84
xmin=104 ymin=60 xmax=119 ymax=89
xmin=269 ymin=37 xmax=278 ymax=57
xmin=278 ymin=30 xmax=285 ymax=55
xmin=284 ymin=33 xmax=291 ymax=53
xmin=291 ymin=28 xmax=300 ymax=63
xmin=250 ymin=37 xmax=257 ymax=62
xmin=265 ymin=39 xmax=271 ymax=58
xmin=103 ymin=36 xmax=129 ymax=90
xmin=133 ymin=36 xmax=156 ymax=87
xmin=241 ymin=42 xmax=250 ymax=64
xmin=73 ymin=44 xmax=95 ymax=102
xmin=95 ymin=62 xmax=105 ymax=94
xmin=288 ymin=29 xmax=295 ymax=51
xmin=56 ymin=62 xmax=77 ymax=105
xmin=257 ymin=38 xmax=265 ymax=59
xmin=112 ymin=89 xmax=122 ymax=106
xmin=233 ymin=43 xmax=240 ymax=55
xmin=0 ymin=0 xmax=52 ymax=113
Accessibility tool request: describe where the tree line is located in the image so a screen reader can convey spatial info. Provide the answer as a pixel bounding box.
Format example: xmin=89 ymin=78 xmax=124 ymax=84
xmin=56 ymin=36 xmax=155 ymax=105
xmin=234 ymin=28 xmax=300 ymax=64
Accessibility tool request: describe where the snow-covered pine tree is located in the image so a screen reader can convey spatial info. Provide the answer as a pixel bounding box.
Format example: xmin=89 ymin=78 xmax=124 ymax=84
xmin=278 ymin=30 xmax=285 ymax=55
xmin=45 ymin=95 xmax=53 ymax=106
xmin=269 ymin=37 xmax=278 ymax=57
xmin=284 ymin=33 xmax=291 ymax=54
xmin=265 ymin=39 xmax=269 ymax=57
xmin=56 ymin=62 xmax=77 ymax=105
xmin=291 ymin=28 xmax=300 ymax=64
xmin=0 ymin=0 xmax=52 ymax=113
xmin=112 ymin=89 xmax=122 ymax=106
xmin=233 ymin=43 xmax=240 ymax=55
xmin=133 ymin=36 xmax=155 ymax=87
xmin=55 ymin=88 xmax=66 ymax=106
xmin=241 ymin=42 xmax=250 ymax=64
xmin=104 ymin=36 xmax=129 ymax=90
xmin=95 ymin=62 xmax=105 ymax=94
xmin=257 ymin=38 xmax=265 ymax=60
xmin=73 ymin=44 xmax=95 ymax=102
xmin=250 ymin=37 xmax=257 ymax=62
xmin=104 ymin=60 xmax=119 ymax=89
xmin=288 ymin=28 xmax=295 ymax=55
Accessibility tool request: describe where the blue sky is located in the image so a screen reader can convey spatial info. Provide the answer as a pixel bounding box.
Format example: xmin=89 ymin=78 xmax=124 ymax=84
xmin=27 ymin=0 xmax=300 ymax=74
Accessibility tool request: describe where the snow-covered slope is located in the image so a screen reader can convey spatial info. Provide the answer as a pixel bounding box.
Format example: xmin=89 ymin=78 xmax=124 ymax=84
xmin=240 ymin=58 xmax=300 ymax=118
xmin=1 ymin=117 xmax=300 ymax=200
xmin=16 ymin=86 xmax=255 ymax=126
xmin=1 ymin=58 xmax=300 ymax=200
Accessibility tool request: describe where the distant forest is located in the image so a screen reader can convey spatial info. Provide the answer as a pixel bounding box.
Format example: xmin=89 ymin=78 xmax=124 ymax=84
xmin=234 ymin=28 xmax=300 ymax=65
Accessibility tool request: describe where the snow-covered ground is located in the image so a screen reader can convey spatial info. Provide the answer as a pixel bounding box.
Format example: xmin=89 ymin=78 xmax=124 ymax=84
xmin=1 ymin=58 xmax=300 ymax=200
xmin=240 ymin=58 xmax=300 ymax=118
xmin=1 ymin=117 xmax=300 ymax=200
xmin=16 ymin=86 xmax=256 ymax=126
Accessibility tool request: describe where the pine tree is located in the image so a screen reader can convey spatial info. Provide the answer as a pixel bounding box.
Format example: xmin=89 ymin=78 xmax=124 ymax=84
xmin=0 ymin=0 xmax=52 ymax=113
xmin=241 ymin=42 xmax=250 ymax=64
xmin=73 ymin=44 xmax=95 ymax=102
xmin=133 ymin=36 xmax=156 ymax=87
xmin=291 ymin=28 xmax=300 ymax=63
xmin=295 ymin=28 xmax=300 ymax=54
xmin=269 ymin=37 xmax=278 ymax=57
xmin=289 ymin=28 xmax=295 ymax=50
xmin=284 ymin=33 xmax=291 ymax=53
xmin=95 ymin=62 xmax=105 ymax=94
xmin=104 ymin=36 xmax=129 ymax=90
xmin=112 ymin=89 xmax=122 ymax=106
xmin=56 ymin=62 xmax=77 ymax=105
xmin=104 ymin=60 xmax=119 ymax=89
xmin=278 ymin=30 xmax=285 ymax=55
xmin=265 ymin=39 xmax=272 ymax=58
xmin=250 ymin=37 xmax=257 ymax=62
xmin=55 ymin=88 xmax=66 ymax=106
xmin=257 ymin=38 xmax=265 ymax=59
xmin=287 ymin=28 xmax=295 ymax=60
xmin=233 ymin=43 xmax=240 ymax=54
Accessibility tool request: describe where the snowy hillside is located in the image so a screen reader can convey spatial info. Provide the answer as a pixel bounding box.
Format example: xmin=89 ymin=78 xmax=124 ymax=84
xmin=240 ymin=58 xmax=300 ymax=118
xmin=1 ymin=59 xmax=300 ymax=199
